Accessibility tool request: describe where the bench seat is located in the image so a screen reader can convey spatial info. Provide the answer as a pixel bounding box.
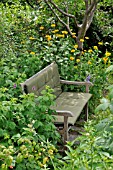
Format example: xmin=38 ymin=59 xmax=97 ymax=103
xmin=51 ymin=92 xmax=92 ymax=125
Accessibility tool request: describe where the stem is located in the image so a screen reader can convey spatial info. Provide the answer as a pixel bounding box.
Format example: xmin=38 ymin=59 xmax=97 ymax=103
xmin=91 ymin=143 xmax=93 ymax=170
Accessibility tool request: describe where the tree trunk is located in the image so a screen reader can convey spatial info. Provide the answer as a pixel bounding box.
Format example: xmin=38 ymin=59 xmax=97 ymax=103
xmin=76 ymin=38 xmax=83 ymax=51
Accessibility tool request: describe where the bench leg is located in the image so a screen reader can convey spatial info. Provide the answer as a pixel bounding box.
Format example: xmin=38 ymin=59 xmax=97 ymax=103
xmin=64 ymin=116 xmax=68 ymax=144
xmin=85 ymin=103 xmax=88 ymax=121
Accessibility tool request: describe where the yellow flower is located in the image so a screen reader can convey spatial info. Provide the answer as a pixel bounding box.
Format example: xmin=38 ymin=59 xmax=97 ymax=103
xmin=74 ymin=44 xmax=78 ymax=48
xmin=70 ymin=56 xmax=74 ymax=61
xmin=80 ymin=39 xmax=84 ymax=42
xmin=98 ymin=42 xmax=103 ymax=45
xmin=71 ymin=49 xmax=75 ymax=53
xmin=84 ymin=50 xmax=86 ymax=52
xmin=48 ymin=149 xmax=53 ymax=155
xmin=52 ymin=29 xmax=59 ymax=33
xmin=88 ymin=49 xmax=93 ymax=53
xmin=85 ymin=37 xmax=89 ymax=39
xmin=51 ymin=24 xmax=56 ymax=27
xmin=93 ymin=46 xmax=98 ymax=50
xmin=62 ymin=31 xmax=68 ymax=34
xmin=81 ymin=51 xmax=84 ymax=55
xmin=30 ymin=52 xmax=35 ymax=55
xmin=39 ymin=26 xmax=44 ymax=30
xmin=45 ymin=35 xmax=52 ymax=41
xmin=72 ymin=33 xmax=76 ymax=35
xmin=76 ymin=59 xmax=80 ymax=63
xmin=29 ymin=37 xmax=35 ymax=40
xmin=72 ymin=35 xmax=76 ymax=38
xmin=43 ymin=157 xmax=48 ymax=164
xmin=55 ymin=34 xmax=64 ymax=38
xmin=48 ymin=37 xmax=52 ymax=41
xmin=45 ymin=35 xmax=50 ymax=38
xmin=105 ymin=51 xmax=111 ymax=57
xmin=88 ymin=61 xmax=92 ymax=65
xmin=103 ymin=57 xmax=108 ymax=64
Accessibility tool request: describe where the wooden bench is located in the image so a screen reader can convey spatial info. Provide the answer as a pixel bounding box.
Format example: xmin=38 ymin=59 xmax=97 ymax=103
xmin=21 ymin=62 xmax=93 ymax=143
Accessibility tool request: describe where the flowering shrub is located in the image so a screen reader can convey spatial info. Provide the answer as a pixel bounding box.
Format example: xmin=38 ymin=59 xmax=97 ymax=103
xmin=0 ymin=86 xmax=60 ymax=169
xmin=0 ymin=127 xmax=60 ymax=170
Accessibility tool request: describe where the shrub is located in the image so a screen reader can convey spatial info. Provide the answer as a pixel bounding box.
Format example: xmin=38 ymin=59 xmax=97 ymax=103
xmin=0 ymin=86 xmax=60 ymax=144
xmin=0 ymin=127 xmax=60 ymax=170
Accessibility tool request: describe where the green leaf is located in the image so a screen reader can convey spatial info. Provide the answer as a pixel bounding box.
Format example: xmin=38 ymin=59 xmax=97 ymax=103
xmin=11 ymin=133 xmax=21 ymax=140
xmin=34 ymin=121 xmax=43 ymax=128
xmin=108 ymin=89 xmax=113 ymax=100
xmin=7 ymin=122 xmax=16 ymax=130
xmin=6 ymin=156 xmax=13 ymax=166
xmin=16 ymin=163 xmax=25 ymax=170
xmin=95 ymin=98 xmax=109 ymax=112
xmin=1 ymin=164 xmax=8 ymax=170
xmin=0 ymin=128 xmax=4 ymax=137
xmin=106 ymin=85 xmax=113 ymax=90
xmin=16 ymin=153 xmax=23 ymax=163
xmin=95 ymin=118 xmax=109 ymax=131
xmin=109 ymin=102 xmax=113 ymax=113
xmin=106 ymin=65 xmax=113 ymax=73
xmin=95 ymin=103 xmax=107 ymax=112
xmin=79 ymin=167 xmax=87 ymax=170
xmin=100 ymin=97 xmax=109 ymax=104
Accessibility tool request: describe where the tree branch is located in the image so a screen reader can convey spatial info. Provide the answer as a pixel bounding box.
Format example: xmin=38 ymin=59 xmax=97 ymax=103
xmin=84 ymin=0 xmax=88 ymax=10
xmin=77 ymin=0 xmax=98 ymax=39
xmin=47 ymin=0 xmax=79 ymax=28
xmin=44 ymin=0 xmax=73 ymax=35
xmin=64 ymin=1 xmax=69 ymax=26
xmin=87 ymin=3 xmax=97 ymax=29
xmin=87 ymin=0 xmax=97 ymax=15
xmin=83 ymin=0 xmax=97 ymax=28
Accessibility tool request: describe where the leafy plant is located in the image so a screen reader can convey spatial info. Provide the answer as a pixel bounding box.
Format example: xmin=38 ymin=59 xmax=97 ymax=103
xmin=0 ymin=127 xmax=60 ymax=170
xmin=0 ymin=86 xmax=60 ymax=143
xmin=56 ymin=121 xmax=113 ymax=169
xmin=95 ymin=65 xmax=113 ymax=113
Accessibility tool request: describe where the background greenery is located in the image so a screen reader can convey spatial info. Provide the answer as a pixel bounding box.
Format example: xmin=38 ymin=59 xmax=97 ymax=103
xmin=0 ymin=0 xmax=113 ymax=169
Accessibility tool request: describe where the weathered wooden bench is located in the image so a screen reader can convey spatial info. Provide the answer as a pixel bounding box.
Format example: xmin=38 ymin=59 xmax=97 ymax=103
xmin=21 ymin=62 xmax=92 ymax=143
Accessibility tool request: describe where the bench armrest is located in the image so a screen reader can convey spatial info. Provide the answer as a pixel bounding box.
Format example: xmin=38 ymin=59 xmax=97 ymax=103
xmin=60 ymin=79 xmax=93 ymax=92
xmin=54 ymin=110 xmax=73 ymax=117
xmin=52 ymin=110 xmax=73 ymax=143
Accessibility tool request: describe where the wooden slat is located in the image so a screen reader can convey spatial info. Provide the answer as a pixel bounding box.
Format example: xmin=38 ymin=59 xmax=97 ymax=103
xmin=84 ymin=103 xmax=88 ymax=121
xmin=60 ymin=79 xmax=93 ymax=86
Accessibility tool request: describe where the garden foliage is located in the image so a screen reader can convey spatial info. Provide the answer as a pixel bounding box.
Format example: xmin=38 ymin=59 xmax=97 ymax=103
xmin=0 ymin=1 xmax=113 ymax=169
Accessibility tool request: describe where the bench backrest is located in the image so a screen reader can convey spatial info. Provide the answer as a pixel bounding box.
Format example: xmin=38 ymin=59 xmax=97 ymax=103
xmin=21 ymin=62 xmax=62 ymax=97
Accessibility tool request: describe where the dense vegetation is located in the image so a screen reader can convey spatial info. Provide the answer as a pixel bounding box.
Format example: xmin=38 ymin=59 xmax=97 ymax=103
xmin=0 ymin=0 xmax=113 ymax=169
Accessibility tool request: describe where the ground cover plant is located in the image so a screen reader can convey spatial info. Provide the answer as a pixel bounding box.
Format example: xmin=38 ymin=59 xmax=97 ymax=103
xmin=0 ymin=1 xmax=113 ymax=169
